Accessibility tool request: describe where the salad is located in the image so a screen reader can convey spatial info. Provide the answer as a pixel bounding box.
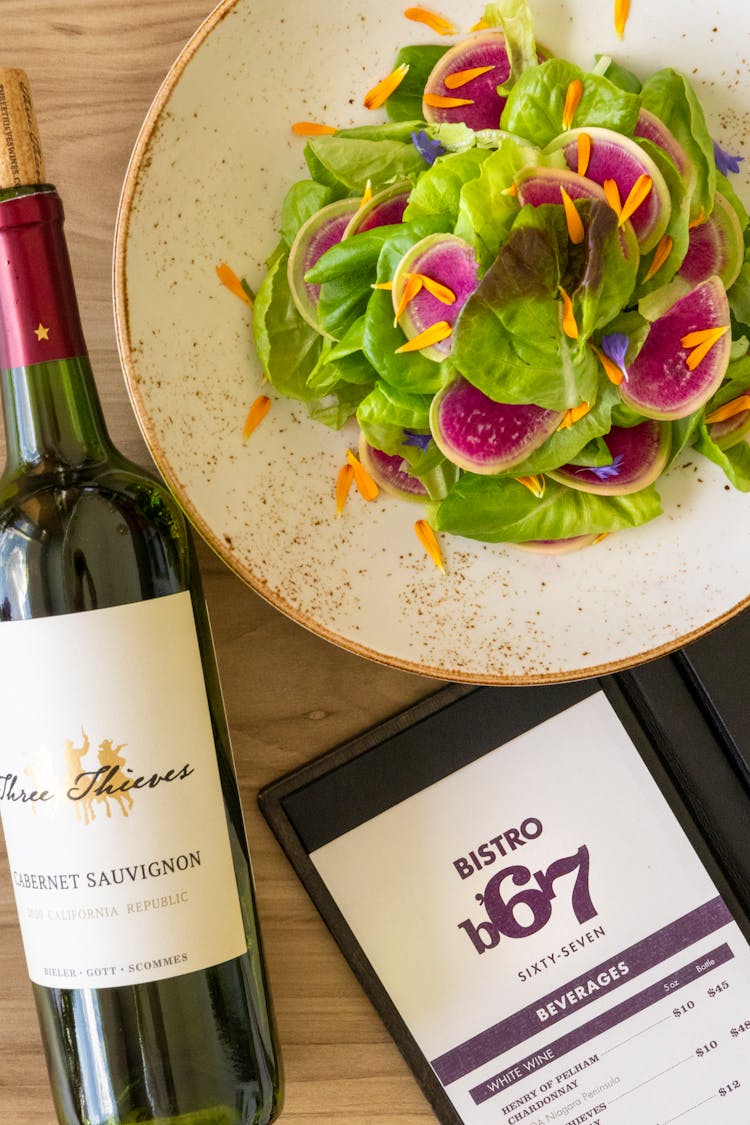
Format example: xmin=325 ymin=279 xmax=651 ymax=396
xmin=251 ymin=0 xmax=750 ymax=559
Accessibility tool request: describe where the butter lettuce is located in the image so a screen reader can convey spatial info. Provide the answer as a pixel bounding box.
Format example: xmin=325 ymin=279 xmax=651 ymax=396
xmin=501 ymin=58 xmax=641 ymax=147
xmin=455 ymin=135 xmax=544 ymax=264
xmin=451 ymin=202 xmax=637 ymax=410
xmin=404 ymin=148 xmax=491 ymax=231
xmin=432 ymin=474 xmax=662 ymax=542
xmin=639 ymin=69 xmax=715 ymax=221
xmin=251 ymin=1 xmax=749 ymax=546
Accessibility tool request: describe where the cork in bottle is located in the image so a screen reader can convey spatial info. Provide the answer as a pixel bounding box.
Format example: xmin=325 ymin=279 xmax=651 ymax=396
xmin=0 ymin=68 xmax=46 ymax=189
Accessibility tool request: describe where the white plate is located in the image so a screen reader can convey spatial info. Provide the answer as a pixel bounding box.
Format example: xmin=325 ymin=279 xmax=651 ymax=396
xmin=114 ymin=0 xmax=750 ymax=684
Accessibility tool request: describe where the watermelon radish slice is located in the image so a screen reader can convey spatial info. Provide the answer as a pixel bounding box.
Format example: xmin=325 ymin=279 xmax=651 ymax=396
xmin=430 ymin=375 xmax=563 ymax=473
xmin=287 ymin=197 xmax=361 ymax=335
xmin=633 ymin=109 xmax=691 ymax=180
xmin=548 ymin=420 xmax=670 ymax=495
xmin=358 ymin=433 xmax=428 ymax=501
xmin=516 ymin=534 xmax=601 ymax=554
xmin=392 ymin=234 xmax=479 ymax=361
xmin=622 ymin=276 xmax=731 ymax=420
xmin=548 ymin=127 xmax=671 ymax=252
xmin=422 ymin=32 xmax=512 ymax=132
xmin=343 ymin=181 xmax=411 ymax=239
xmin=709 ymin=407 xmax=750 ymax=451
xmin=678 ymin=192 xmax=744 ymax=290
xmin=516 ymin=167 xmax=607 ymax=207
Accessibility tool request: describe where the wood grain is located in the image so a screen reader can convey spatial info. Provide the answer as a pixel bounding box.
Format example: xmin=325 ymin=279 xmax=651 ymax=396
xmin=0 ymin=2 xmax=438 ymax=1120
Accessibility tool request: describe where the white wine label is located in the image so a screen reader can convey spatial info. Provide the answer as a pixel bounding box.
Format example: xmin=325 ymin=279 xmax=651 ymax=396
xmin=0 ymin=592 xmax=248 ymax=988
xmin=310 ymin=691 xmax=750 ymax=1124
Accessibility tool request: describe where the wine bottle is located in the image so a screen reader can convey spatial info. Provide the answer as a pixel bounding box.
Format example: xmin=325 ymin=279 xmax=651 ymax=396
xmin=0 ymin=69 xmax=282 ymax=1125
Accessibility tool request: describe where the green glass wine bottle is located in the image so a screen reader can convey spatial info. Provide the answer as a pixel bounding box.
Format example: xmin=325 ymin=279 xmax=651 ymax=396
xmin=0 ymin=69 xmax=282 ymax=1125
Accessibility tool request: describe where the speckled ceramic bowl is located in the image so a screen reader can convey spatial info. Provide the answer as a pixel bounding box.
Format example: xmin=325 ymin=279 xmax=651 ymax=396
xmin=114 ymin=0 xmax=750 ymax=684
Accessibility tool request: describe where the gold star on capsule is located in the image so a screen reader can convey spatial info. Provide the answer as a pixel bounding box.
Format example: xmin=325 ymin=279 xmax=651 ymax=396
xmin=34 ymin=323 xmax=50 ymax=341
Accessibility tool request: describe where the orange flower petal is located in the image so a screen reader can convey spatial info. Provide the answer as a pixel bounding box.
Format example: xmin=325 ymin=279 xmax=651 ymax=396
xmin=643 ymin=234 xmax=673 ymax=281
xmin=372 ymin=280 xmax=394 ymax=291
xmin=403 ymin=6 xmax=456 ymax=34
xmin=423 ymin=93 xmax=475 ymax=109
xmin=445 ymin=65 xmax=495 ymax=89
xmin=614 ymin=0 xmax=630 ymax=39
xmin=242 ymin=395 xmax=270 ymax=441
xmin=394 ymin=273 xmax=424 ymax=325
xmin=560 ymin=187 xmax=585 ymax=245
xmin=470 ymin=18 xmax=490 ymax=30
xmin=216 ymin=262 xmax=253 ymax=306
xmin=570 ymin=401 xmax=591 ymax=423
xmin=291 ymin=121 xmax=338 ymax=136
xmin=515 ymin=475 xmax=546 ymax=499
xmin=414 ymin=519 xmax=445 ymax=571
xmin=562 ymin=79 xmax=583 ymax=130
xmin=415 ymin=273 xmax=456 ymax=304
xmin=681 ymin=325 xmax=728 ymax=371
xmin=558 ymin=286 xmax=578 ymax=340
xmin=335 ymin=462 xmax=355 ymax=516
xmin=618 ymin=174 xmax=652 ymax=227
xmin=591 ymin=344 xmax=624 ymax=386
xmin=346 ymin=449 xmax=379 ymax=500
xmin=359 ymin=179 xmax=373 ymax=209
xmin=680 ymin=326 xmax=728 ymax=348
xmin=395 ymin=321 xmax=453 ymax=353
xmin=603 ymin=178 xmax=622 ymax=218
xmin=577 ymin=133 xmax=591 ymax=176
xmin=502 ymin=182 xmax=519 ymax=197
xmin=705 ymin=393 xmax=750 ymax=424
xmin=364 ymin=63 xmax=410 ymax=111
xmin=688 ymin=209 xmax=707 ymax=229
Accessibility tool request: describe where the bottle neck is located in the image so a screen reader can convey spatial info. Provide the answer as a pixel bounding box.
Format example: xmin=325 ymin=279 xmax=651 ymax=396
xmin=0 ymin=188 xmax=111 ymax=472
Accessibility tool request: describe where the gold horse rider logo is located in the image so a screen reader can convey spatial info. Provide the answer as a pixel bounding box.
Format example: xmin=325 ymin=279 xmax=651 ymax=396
xmin=25 ymin=729 xmax=135 ymax=824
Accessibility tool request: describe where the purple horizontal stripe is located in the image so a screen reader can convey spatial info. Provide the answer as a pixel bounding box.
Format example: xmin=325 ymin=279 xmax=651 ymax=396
xmin=431 ymin=896 xmax=731 ymax=1085
xmin=470 ymin=942 xmax=733 ymax=1105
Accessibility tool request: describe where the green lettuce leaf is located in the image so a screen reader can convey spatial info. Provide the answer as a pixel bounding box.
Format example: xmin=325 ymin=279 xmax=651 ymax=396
xmin=508 ymin=378 xmax=623 ymax=475
xmin=634 ymin=139 xmax=690 ymax=298
xmin=693 ymin=425 xmax=750 ymax=490
xmin=280 ymin=180 xmax=343 ymax=246
xmin=481 ymin=0 xmax=538 ymax=93
xmin=362 ymin=226 xmax=451 ymax=395
xmin=356 ymin=380 xmax=432 ymax=453
xmin=307 ymin=382 xmax=373 ymax=429
xmin=639 ymin=69 xmax=715 ymax=221
xmin=335 ymin=121 xmax=426 ymax=143
xmin=404 ymin=148 xmax=491 ymax=231
xmin=253 ymin=249 xmax=322 ymax=401
xmin=592 ymin=54 xmax=642 ymax=95
xmin=432 ymin=474 xmax=662 ymax=542
xmin=454 ymin=134 xmax=542 ymax=264
xmin=385 ymin=45 xmax=448 ymax=122
xmin=355 ymin=381 xmax=457 ymax=496
xmin=304 ymin=134 xmax=426 ymax=192
xmin=307 ymin=225 xmax=404 ymax=340
xmin=451 ymin=203 xmax=635 ymax=410
xmin=501 ymin=58 xmax=641 ymax=148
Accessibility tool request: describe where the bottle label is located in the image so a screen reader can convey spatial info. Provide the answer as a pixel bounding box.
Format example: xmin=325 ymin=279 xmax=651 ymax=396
xmin=0 ymin=592 xmax=248 ymax=988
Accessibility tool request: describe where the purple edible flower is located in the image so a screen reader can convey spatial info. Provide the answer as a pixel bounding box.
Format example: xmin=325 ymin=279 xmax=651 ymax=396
xmin=713 ymin=139 xmax=744 ymax=177
xmin=403 ymin=429 xmax=432 ymax=452
xmin=576 ymin=454 xmax=624 ymax=481
xmin=601 ymin=332 xmax=629 ymax=383
xmin=411 ymin=129 xmax=445 ymax=166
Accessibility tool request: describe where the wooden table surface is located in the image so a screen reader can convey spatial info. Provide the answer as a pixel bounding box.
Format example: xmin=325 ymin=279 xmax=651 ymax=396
xmin=0 ymin=2 xmax=439 ymax=1120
